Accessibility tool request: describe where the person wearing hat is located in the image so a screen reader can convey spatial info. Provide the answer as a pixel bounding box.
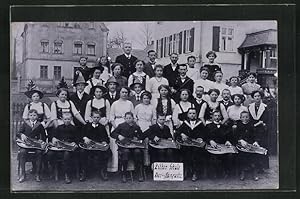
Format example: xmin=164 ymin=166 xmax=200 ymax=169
xmin=84 ymin=66 xmax=105 ymax=95
xmin=104 ymin=76 xmax=120 ymax=105
xmin=129 ymin=78 xmax=144 ymax=107
xmin=202 ymin=51 xmax=222 ymax=82
xmin=69 ymin=72 xmax=91 ymax=127
xmin=73 ymin=56 xmax=92 ymax=84
xmin=22 ymin=80 xmax=51 ymax=127
xmin=84 ymin=85 xmax=110 ymax=127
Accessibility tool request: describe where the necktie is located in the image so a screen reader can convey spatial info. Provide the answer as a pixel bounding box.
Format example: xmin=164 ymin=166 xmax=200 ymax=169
xmin=111 ymin=94 xmax=114 ymax=99
xmin=137 ymin=95 xmax=140 ymax=101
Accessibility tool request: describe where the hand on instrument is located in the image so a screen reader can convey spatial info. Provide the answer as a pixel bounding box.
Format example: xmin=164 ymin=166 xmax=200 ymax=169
xmin=20 ymin=134 xmax=27 ymax=142
xmin=225 ymin=141 xmax=232 ymax=146
xmin=181 ymin=133 xmax=188 ymax=141
xmin=101 ymin=141 xmax=107 ymax=145
xmin=153 ymin=136 xmax=160 ymax=142
xmin=118 ymin=135 xmax=125 ymax=141
xmin=210 ymin=140 xmax=217 ymax=148
xmin=239 ymin=139 xmax=247 ymax=147
xmin=253 ymin=142 xmax=260 ymax=147
xmin=83 ymin=137 xmax=91 ymax=144
xmin=196 ymin=138 xmax=203 ymax=142
xmin=52 ymin=137 xmax=58 ymax=144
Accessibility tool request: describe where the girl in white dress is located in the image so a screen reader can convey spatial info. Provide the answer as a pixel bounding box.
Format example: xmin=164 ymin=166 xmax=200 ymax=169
xmin=108 ymin=87 xmax=134 ymax=172
xmin=212 ymin=71 xmax=229 ymax=101
xmin=84 ymin=66 xmax=105 ymax=95
xmin=228 ymin=76 xmax=243 ymax=95
xmin=128 ymin=60 xmax=150 ymax=91
xmin=134 ymin=91 xmax=156 ymax=166
xmin=227 ymin=94 xmax=248 ymax=127
xmin=194 ymin=67 xmax=214 ymax=101
xmin=148 ymin=65 xmax=169 ymax=104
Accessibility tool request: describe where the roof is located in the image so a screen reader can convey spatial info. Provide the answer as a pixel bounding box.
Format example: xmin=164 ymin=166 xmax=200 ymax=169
xmin=107 ymin=48 xmax=148 ymax=62
xmin=239 ymin=29 xmax=277 ymax=49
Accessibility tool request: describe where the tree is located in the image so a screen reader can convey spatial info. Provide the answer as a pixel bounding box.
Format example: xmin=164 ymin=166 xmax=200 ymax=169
xmin=107 ymin=29 xmax=127 ymax=48
xmin=137 ymin=23 xmax=153 ymax=49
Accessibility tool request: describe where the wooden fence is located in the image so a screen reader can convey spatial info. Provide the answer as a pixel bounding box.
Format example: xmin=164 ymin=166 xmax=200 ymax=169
xmin=11 ymin=102 xmax=27 ymax=150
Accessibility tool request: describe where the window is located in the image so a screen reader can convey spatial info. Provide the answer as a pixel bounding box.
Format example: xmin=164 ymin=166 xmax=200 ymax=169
xmin=169 ymin=35 xmax=173 ymax=55
xmin=74 ymin=23 xmax=80 ymax=28
xmin=160 ymin=38 xmax=164 ymax=58
xmin=54 ymin=40 xmax=63 ymax=54
xmin=269 ymin=48 xmax=277 ymax=68
xmin=165 ymin=37 xmax=170 ymax=56
xmin=220 ymin=27 xmax=234 ymax=52
xmin=73 ymin=42 xmax=83 ymax=55
xmin=183 ymin=28 xmax=194 ymax=53
xmin=40 ymin=65 xmax=48 ymax=79
xmin=87 ymin=43 xmax=95 ymax=55
xmin=157 ymin=40 xmax=161 ymax=58
xmin=40 ymin=40 xmax=49 ymax=53
xmin=54 ymin=66 xmax=61 ymax=80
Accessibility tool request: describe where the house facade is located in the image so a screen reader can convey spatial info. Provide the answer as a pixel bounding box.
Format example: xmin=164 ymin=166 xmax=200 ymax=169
xmin=20 ymin=22 xmax=109 ymax=92
xmin=152 ymin=21 xmax=277 ymax=83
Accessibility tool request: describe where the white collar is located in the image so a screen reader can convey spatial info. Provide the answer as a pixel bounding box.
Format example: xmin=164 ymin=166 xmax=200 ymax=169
xmin=109 ymin=91 xmax=117 ymax=95
xmin=124 ymin=54 xmax=131 ymax=58
xmin=92 ymin=123 xmax=98 ymax=128
xmin=133 ymin=71 xmax=146 ymax=76
xmin=249 ymin=102 xmax=267 ymax=120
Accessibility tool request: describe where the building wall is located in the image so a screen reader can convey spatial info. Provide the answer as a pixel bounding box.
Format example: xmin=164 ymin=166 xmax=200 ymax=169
xmin=153 ymin=21 xmax=277 ymax=80
xmin=22 ymin=22 xmax=108 ymax=81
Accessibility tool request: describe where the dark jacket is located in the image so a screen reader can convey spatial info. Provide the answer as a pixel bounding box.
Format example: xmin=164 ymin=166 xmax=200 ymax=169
xmin=73 ymin=67 xmax=92 ymax=83
xmin=144 ymin=62 xmax=156 ymax=78
xmin=81 ymin=123 xmax=109 ymax=143
xmin=145 ymin=124 xmax=172 ymax=140
xmin=201 ymin=64 xmax=222 ymax=82
xmin=163 ymin=63 xmax=179 ymax=88
xmin=52 ymin=124 xmax=79 ymax=143
xmin=115 ymin=54 xmax=138 ymax=78
xmin=175 ymin=120 xmax=206 ymax=140
xmin=17 ymin=121 xmax=46 ymax=141
xmin=191 ymin=98 xmax=207 ymax=116
xmin=128 ymin=93 xmax=143 ymax=107
xmin=235 ymin=120 xmax=257 ymax=145
xmin=173 ymin=76 xmax=194 ymax=102
xmin=206 ymin=122 xmax=233 ymax=144
xmin=111 ymin=122 xmax=143 ymax=140
xmin=69 ymin=92 xmax=91 ymax=124
xmin=220 ymin=100 xmax=234 ymax=111
xmin=104 ymin=92 xmax=120 ymax=106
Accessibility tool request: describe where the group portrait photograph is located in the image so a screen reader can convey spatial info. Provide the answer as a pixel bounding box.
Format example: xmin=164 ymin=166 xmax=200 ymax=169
xmin=10 ymin=20 xmax=279 ymax=191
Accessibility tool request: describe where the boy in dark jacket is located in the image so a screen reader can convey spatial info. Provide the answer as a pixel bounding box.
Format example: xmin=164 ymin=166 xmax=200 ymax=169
xmin=175 ymin=108 xmax=207 ymax=181
xmin=47 ymin=113 xmax=79 ymax=184
xmin=235 ymin=111 xmax=260 ymax=181
xmin=206 ymin=110 xmax=234 ymax=179
xmin=146 ymin=114 xmax=174 ymax=163
xmin=111 ymin=112 xmax=145 ymax=182
xmin=79 ymin=111 xmax=111 ymax=181
xmin=17 ymin=109 xmax=46 ymax=183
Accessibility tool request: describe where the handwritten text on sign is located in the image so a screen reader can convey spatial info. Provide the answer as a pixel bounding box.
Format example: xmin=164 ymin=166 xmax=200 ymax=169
xmin=153 ymin=162 xmax=183 ymax=181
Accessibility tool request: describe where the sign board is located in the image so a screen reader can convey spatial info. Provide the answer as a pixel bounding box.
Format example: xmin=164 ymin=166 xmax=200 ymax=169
xmin=153 ymin=162 xmax=184 ymax=181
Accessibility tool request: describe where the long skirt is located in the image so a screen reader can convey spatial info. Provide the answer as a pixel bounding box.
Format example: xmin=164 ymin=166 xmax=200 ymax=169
xmin=107 ymin=118 xmax=123 ymax=172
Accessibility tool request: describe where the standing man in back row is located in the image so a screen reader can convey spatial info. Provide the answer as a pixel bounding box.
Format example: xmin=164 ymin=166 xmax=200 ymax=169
xmin=163 ymin=53 xmax=180 ymax=96
xmin=115 ymin=42 xmax=138 ymax=79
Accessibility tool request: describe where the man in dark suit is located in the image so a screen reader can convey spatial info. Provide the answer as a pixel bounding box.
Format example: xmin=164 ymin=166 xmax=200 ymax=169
xmin=192 ymin=86 xmax=207 ymax=116
xmin=73 ymin=56 xmax=92 ymax=84
xmin=115 ymin=42 xmax=138 ymax=78
xmin=144 ymin=50 xmax=157 ymax=78
xmin=173 ymin=64 xmax=194 ymax=102
xmin=163 ymin=53 xmax=180 ymax=93
xmin=104 ymin=76 xmax=120 ymax=106
xmin=69 ymin=73 xmax=91 ymax=126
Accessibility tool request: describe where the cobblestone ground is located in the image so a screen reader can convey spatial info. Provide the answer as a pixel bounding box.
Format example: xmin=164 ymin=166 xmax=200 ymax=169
xmin=11 ymin=151 xmax=278 ymax=192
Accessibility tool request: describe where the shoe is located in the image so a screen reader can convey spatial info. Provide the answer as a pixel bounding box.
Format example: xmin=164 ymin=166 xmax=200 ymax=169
xmin=64 ymin=174 xmax=71 ymax=184
xmin=18 ymin=175 xmax=25 ymax=183
xmin=192 ymin=173 xmax=198 ymax=182
xmin=35 ymin=175 xmax=41 ymax=182
xmin=240 ymin=171 xmax=245 ymax=181
xmin=253 ymin=169 xmax=259 ymax=181
xmin=79 ymin=171 xmax=86 ymax=182
xmin=100 ymin=169 xmax=108 ymax=181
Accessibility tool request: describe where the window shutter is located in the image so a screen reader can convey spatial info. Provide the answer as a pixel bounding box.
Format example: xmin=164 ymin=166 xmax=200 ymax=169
xmin=160 ymin=38 xmax=163 ymax=58
xmin=189 ymin=28 xmax=195 ymax=52
xmin=183 ymin=30 xmax=186 ymax=53
xmin=173 ymin=34 xmax=176 ymax=53
xmin=164 ymin=37 xmax=167 ymax=57
xmin=156 ymin=40 xmax=159 ymax=58
xmin=212 ymin=26 xmax=220 ymax=52
xmin=169 ymin=35 xmax=172 ymax=55
xmin=179 ymin=32 xmax=183 ymax=54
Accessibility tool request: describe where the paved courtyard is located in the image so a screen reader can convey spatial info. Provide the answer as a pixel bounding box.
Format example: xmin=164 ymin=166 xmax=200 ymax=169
xmin=11 ymin=151 xmax=279 ymax=192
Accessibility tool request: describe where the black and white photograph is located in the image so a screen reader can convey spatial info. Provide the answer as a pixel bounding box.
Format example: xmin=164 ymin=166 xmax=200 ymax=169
xmin=10 ymin=20 xmax=279 ymax=191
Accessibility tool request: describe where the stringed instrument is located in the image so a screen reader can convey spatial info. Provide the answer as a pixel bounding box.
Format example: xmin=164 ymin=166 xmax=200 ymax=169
xmin=116 ymin=138 xmax=146 ymax=149
xmin=149 ymin=138 xmax=179 ymax=149
xmin=176 ymin=137 xmax=206 ymax=148
xmin=236 ymin=142 xmax=268 ymax=155
xmin=79 ymin=140 xmax=110 ymax=151
xmin=16 ymin=135 xmax=48 ymax=151
xmin=48 ymin=139 xmax=78 ymax=152
xmin=206 ymin=143 xmax=238 ymax=154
